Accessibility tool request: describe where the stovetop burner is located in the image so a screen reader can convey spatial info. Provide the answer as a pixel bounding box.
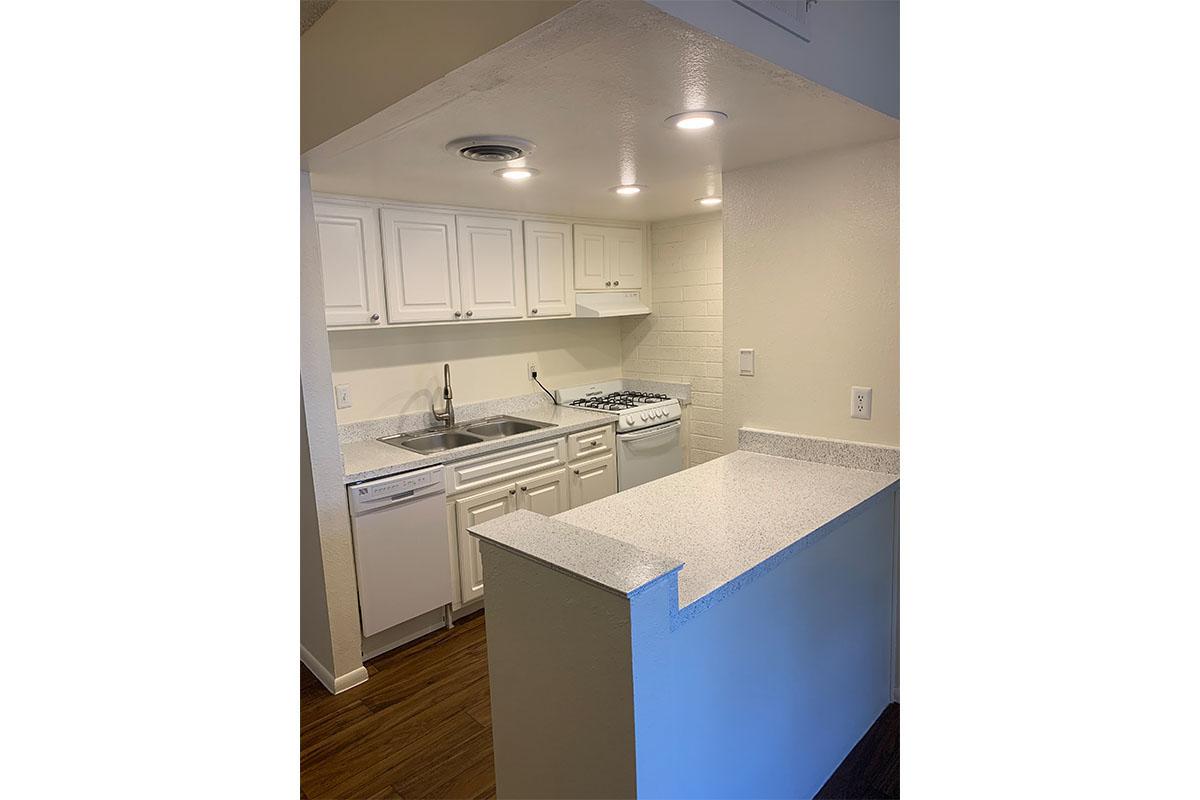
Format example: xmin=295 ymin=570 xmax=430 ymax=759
xmin=567 ymin=390 xmax=672 ymax=412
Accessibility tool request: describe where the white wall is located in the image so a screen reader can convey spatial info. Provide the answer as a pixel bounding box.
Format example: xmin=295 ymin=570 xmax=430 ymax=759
xmin=621 ymin=213 xmax=728 ymax=465
xmin=328 ymin=318 xmax=623 ymax=424
xmin=723 ymin=139 xmax=899 ymax=448
xmin=300 ymin=173 xmax=369 ymax=693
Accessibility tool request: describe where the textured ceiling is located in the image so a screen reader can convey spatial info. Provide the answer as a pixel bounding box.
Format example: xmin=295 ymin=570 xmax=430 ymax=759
xmin=304 ymin=1 xmax=898 ymax=222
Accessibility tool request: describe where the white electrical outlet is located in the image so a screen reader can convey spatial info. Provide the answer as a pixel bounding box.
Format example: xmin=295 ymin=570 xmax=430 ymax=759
xmin=335 ymin=384 xmax=352 ymax=410
xmin=851 ymin=386 xmax=872 ymax=420
xmin=527 ymin=361 xmax=539 ymax=381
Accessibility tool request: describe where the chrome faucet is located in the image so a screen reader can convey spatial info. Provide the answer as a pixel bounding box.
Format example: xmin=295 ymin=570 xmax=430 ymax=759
xmin=432 ymin=363 xmax=455 ymax=428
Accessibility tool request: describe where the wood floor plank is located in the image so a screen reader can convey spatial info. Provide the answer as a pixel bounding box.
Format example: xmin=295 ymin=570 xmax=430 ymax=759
xmin=463 ymin=695 xmax=492 ymax=728
xmin=315 ymin=711 xmax=486 ymax=799
xmin=408 ymin=732 xmax=496 ymax=800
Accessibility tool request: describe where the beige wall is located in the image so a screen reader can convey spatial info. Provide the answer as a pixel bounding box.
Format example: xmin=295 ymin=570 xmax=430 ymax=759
xmin=301 ymin=173 xmax=368 ymax=692
xmin=723 ymin=139 xmax=899 ymax=448
xmin=621 ymin=213 xmax=727 ymax=466
xmin=328 ymin=318 xmax=623 ymax=424
xmin=301 ymin=0 xmax=575 ymax=152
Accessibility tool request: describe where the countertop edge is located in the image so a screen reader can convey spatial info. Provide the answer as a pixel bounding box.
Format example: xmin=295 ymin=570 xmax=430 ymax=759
xmin=468 ymin=509 xmax=685 ymax=599
xmin=673 ymin=479 xmax=899 ymax=626
xmin=341 ymin=413 xmax=616 ymax=484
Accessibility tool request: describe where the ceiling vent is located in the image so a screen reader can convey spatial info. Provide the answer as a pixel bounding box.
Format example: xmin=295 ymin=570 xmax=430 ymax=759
xmin=446 ymin=136 xmax=536 ymax=163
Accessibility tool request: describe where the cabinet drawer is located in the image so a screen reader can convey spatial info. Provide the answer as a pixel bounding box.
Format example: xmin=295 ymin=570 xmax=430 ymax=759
xmin=445 ymin=437 xmax=567 ymax=496
xmin=567 ymin=424 xmax=614 ymax=462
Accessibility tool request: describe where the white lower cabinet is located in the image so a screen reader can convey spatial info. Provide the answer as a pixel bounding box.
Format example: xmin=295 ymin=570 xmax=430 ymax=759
xmin=516 ymin=467 xmax=569 ymax=516
xmin=446 ymin=427 xmax=616 ymax=605
xmin=454 ymin=483 xmax=518 ymax=605
xmin=569 ymin=452 xmax=618 ymax=508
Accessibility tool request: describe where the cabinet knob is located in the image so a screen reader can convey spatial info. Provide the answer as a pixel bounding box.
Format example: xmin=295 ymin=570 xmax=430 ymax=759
xmin=531 ymin=308 xmax=538 ymax=314
xmin=573 ymin=469 xmax=580 ymax=475
xmin=370 ymin=313 xmax=380 ymax=322
xmin=605 ymin=281 xmax=612 ymax=287
xmin=520 ymin=486 xmax=528 ymax=491
xmin=613 ymin=281 xmax=619 ymax=286
xmin=508 ymin=489 xmax=516 ymax=495
xmin=454 ymin=311 xmax=462 ymax=318
xmin=465 ymin=310 xmax=473 ymax=317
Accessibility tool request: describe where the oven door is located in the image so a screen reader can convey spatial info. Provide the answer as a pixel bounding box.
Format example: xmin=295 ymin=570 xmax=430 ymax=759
xmin=615 ymin=420 xmax=683 ymax=491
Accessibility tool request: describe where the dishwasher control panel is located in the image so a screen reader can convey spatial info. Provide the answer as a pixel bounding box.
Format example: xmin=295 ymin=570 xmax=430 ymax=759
xmin=350 ymin=465 xmax=444 ymax=513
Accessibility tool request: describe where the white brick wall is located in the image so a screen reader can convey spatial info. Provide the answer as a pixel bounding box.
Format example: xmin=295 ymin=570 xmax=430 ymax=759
xmin=621 ymin=213 xmax=726 ymax=466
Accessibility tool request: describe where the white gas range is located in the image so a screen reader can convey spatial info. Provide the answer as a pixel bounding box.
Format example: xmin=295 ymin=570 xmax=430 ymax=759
xmin=555 ymin=381 xmax=684 ymax=491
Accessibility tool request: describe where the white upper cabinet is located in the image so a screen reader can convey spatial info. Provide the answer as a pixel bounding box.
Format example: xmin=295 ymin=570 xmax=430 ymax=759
xmin=456 ymin=215 xmax=525 ymax=321
xmin=573 ymin=224 xmax=644 ymax=290
xmin=608 ymin=227 xmax=644 ymax=289
xmin=523 ymin=221 xmax=574 ymax=318
xmin=314 ymin=201 xmax=385 ymax=327
xmin=573 ymin=225 xmax=608 ymax=290
xmin=379 ymin=208 xmax=462 ymax=324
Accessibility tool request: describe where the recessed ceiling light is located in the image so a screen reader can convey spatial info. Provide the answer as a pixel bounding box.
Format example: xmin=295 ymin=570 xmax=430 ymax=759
xmin=697 ymin=196 xmax=722 ymax=206
xmin=494 ymin=167 xmax=539 ymax=181
xmin=610 ymin=184 xmax=645 ymax=196
xmin=666 ymin=111 xmax=728 ymax=131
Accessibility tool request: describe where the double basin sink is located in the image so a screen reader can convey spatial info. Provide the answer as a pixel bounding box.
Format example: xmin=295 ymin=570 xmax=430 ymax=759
xmin=378 ymin=415 xmax=555 ymax=455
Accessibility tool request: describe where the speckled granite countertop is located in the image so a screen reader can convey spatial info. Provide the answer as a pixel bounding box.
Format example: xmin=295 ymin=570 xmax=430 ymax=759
xmin=473 ymin=449 xmax=897 ymax=612
xmin=340 ymin=404 xmax=616 ymax=484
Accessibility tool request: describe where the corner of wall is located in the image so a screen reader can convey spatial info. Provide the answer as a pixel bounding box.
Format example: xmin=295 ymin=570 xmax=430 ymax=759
xmin=620 ymin=212 xmax=727 ymax=467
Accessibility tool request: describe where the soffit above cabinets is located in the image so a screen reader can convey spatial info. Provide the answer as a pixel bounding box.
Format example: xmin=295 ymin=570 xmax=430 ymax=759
xmin=303 ymin=0 xmax=898 ymax=223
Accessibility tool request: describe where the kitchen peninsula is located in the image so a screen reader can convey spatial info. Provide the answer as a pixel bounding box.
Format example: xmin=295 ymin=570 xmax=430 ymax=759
xmin=470 ymin=429 xmax=899 ymax=799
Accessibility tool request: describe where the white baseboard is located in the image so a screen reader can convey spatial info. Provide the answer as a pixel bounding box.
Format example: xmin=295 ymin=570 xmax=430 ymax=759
xmin=301 ymin=644 xmax=369 ymax=694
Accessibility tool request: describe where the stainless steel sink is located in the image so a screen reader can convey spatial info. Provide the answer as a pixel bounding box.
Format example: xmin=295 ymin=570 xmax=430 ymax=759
xmin=464 ymin=416 xmax=554 ymax=438
xmin=380 ymin=429 xmax=485 ymax=454
xmin=378 ymin=415 xmax=554 ymax=454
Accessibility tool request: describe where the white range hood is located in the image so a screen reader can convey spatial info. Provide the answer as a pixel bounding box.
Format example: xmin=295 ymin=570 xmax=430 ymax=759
xmin=574 ymin=291 xmax=651 ymax=318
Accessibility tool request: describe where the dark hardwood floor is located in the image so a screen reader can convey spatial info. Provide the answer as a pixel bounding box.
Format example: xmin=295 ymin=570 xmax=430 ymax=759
xmin=816 ymin=703 xmax=900 ymax=799
xmin=301 ymin=611 xmax=899 ymax=799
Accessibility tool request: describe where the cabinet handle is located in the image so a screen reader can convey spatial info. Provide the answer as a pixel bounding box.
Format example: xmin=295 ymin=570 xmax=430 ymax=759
xmin=589 ymin=440 xmax=598 ymax=446
xmin=573 ymin=469 xmax=580 ymax=475
xmin=454 ymin=311 xmax=462 ymax=318
xmin=605 ymin=281 xmax=612 ymax=287
xmin=520 ymin=486 xmax=528 ymax=491
xmin=465 ymin=310 xmax=473 ymax=317
xmin=531 ymin=308 xmax=538 ymax=314
xmin=508 ymin=489 xmax=516 ymax=495
xmin=613 ymin=281 xmax=619 ymax=286
xmin=370 ymin=313 xmax=380 ymax=322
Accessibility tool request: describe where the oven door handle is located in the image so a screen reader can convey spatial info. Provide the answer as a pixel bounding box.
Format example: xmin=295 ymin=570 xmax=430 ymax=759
xmin=619 ymin=420 xmax=681 ymax=442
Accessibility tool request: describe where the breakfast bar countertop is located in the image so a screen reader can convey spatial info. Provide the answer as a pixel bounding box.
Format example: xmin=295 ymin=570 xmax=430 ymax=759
xmin=472 ymin=440 xmax=899 ymax=614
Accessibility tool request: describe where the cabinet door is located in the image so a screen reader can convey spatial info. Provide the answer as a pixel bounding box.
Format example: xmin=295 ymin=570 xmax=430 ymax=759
xmin=314 ymin=202 xmax=385 ymax=328
xmin=608 ymin=227 xmax=644 ymax=289
xmin=457 ymin=215 xmax=525 ymax=321
xmin=516 ymin=467 xmax=569 ymax=516
xmin=569 ymin=453 xmax=617 ymax=508
xmin=380 ymin=208 xmax=462 ymax=323
xmin=454 ymin=483 xmax=517 ymax=604
xmin=523 ymin=221 xmax=574 ymax=318
xmin=573 ymin=225 xmax=608 ymax=289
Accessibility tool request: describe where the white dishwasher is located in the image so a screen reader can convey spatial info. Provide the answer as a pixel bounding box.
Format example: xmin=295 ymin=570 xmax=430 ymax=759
xmin=348 ymin=465 xmax=452 ymax=637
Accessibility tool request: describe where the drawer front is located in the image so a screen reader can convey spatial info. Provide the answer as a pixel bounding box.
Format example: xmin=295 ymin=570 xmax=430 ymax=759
xmin=445 ymin=436 xmax=567 ymax=496
xmin=567 ymin=424 xmax=614 ymax=462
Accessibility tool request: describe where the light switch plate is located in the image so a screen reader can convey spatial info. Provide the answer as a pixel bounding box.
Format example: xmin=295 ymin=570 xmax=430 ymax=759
xmin=335 ymin=384 xmax=352 ymax=409
xmin=851 ymin=386 xmax=872 ymax=420
xmin=739 ymin=348 xmax=755 ymax=376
